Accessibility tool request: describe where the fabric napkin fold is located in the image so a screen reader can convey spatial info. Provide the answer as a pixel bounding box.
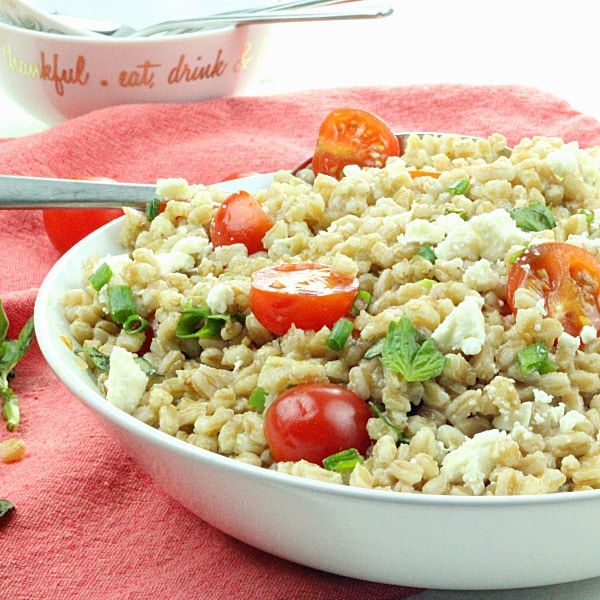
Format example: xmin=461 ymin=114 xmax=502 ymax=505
xmin=2 ymin=83 xmax=600 ymax=600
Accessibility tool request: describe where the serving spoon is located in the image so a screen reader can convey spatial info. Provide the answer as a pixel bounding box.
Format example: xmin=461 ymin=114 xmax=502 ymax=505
xmin=0 ymin=134 xmax=510 ymax=210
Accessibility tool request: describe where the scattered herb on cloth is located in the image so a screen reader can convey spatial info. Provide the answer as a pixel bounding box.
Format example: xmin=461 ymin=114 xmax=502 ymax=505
xmin=0 ymin=498 xmax=14 ymax=519
xmin=0 ymin=299 xmax=35 ymax=432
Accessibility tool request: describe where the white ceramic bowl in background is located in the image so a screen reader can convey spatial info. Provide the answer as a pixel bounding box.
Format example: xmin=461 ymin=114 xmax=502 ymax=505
xmin=0 ymin=18 xmax=270 ymax=124
xmin=33 ymin=173 xmax=600 ymax=591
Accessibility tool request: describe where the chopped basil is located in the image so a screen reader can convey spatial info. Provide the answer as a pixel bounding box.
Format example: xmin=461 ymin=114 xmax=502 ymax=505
xmin=326 ymin=318 xmax=354 ymax=351
xmin=508 ymin=202 xmax=556 ymax=232
xmin=369 ymin=402 xmax=411 ymax=443
xmin=0 ymin=498 xmax=14 ymax=518
xmin=146 ymin=198 xmax=161 ymax=221
xmin=517 ymin=341 xmax=558 ymax=377
xmin=351 ymin=289 xmax=372 ymax=315
xmin=89 ymin=262 xmax=113 ymax=291
xmin=417 ymin=245 xmax=436 ymax=263
xmin=0 ymin=300 xmax=34 ymax=432
xmin=248 ymin=386 xmax=267 ymax=409
xmin=364 ymin=338 xmax=384 ymax=359
xmin=446 ymin=179 xmax=470 ymax=195
xmin=323 ymin=448 xmax=364 ymax=472
xmin=380 ymin=315 xmax=447 ymax=382
xmin=107 ymin=285 xmax=137 ymax=324
xmin=75 ymin=346 xmax=156 ymax=375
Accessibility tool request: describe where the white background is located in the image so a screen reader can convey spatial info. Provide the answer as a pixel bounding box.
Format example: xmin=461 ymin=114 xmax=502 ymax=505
xmin=2 ymin=1 xmax=600 ymax=597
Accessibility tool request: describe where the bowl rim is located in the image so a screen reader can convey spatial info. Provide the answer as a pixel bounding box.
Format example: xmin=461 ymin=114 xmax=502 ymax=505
xmin=33 ymin=172 xmax=600 ymax=510
xmin=0 ymin=16 xmax=239 ymax=42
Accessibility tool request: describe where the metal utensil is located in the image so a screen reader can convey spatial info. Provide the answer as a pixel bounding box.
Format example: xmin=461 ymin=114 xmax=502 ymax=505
xmin=0 ymin=135 xmax=511 ymax=211
xmin=113 ymin=5 xmax=393 ymax=37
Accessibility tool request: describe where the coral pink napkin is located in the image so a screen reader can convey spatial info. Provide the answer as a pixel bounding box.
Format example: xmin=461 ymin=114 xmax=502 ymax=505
xmin=2 ymin=84 xmax=600 ymax=600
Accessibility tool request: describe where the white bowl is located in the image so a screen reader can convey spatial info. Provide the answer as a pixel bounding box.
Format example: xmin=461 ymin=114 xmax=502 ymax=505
xmin=34 ymin=173 xmax=600 ymax=591
xmin=0 ymin=17 xmax=269 ymax=124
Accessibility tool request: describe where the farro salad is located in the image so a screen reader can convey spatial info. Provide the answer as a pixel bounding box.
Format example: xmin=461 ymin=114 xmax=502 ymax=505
xmin=63 ymin=108 xmax=600 ymax=496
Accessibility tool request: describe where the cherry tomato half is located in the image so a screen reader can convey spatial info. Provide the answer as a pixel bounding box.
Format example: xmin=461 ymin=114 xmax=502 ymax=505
xmin=210 ymin=190 xmax=273 ymax=255
xmin=249 ymin=262 xmax=359 ymax=336
xmin=312 ymin=108 xmax=400 ymax=179
xmin=264 ymin=382 xmax=372 ymax=465
xmin=43 ymin=176 xmax=123 ymax=254
xmin=506 ymin=242 xmax=600 ymax=337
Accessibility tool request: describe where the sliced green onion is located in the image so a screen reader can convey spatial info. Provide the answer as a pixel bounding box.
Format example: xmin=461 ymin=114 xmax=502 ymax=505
xmin=326 ymin=318 xmax=354 ymax=351
xmin=123 ymin=314 xmax=150 ymax=334
xmin=146 ymin=198 xmax=161 ymax=222
xmin=89 ymin=262 xmax=113 ymax=291
xmin=417 ymin=245 xmax=436 ymax=264
xmin=446 ymin=179 xmax=470 ymax=195
xmin=517 ymin=341 xmax=558 ymax=377
xmin=248 ymin=386 xmax=267 ymax=409
xmin=106 ymin=285 xmax=136 ymax=324
xmin=507 ymin=247 xmax=527 ymax=265
xmin=351 ymin=289 xmax=372 ymax=316
xmin=323 ymin=448 xmax=364 ymax=472
xmin=578 ymin=209 xmax=594 ymax=223
xmin=175 ymin=305 xmax=232 ymax=339
xmin=417 ymin=278 xmax=436 ymax=290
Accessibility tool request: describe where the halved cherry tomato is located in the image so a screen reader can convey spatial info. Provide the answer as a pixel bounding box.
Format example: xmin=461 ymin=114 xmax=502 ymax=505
xmin=312 ymin=108 xmax=400 ymax=179
xmin=264 ymin=382 xmax=372 ymax=465
xmin=250 ymin=262 xmax=359 ymax=336
xmin=506 ymin=242 xmax=600 ymax=337
xmin=43 ymin=176 xmax=123 ymax=254
xmin=210 ymin=190 xmax=273 ymax=255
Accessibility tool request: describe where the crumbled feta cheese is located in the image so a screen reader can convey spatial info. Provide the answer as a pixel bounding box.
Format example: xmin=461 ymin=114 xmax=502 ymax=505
xmin=440 ymin=429 xmax=507 ymax=495
xmin=172 ymin=236 xmax=209 ymax=255
xmin=432 ymin=295 xmax=485 ymax=355
xmin=403 ymin=219 xmax=446 ymax=244
xmin=155 ymin=251 xmax=195 ymax=274
xmin=546 ymin=144 xmax=580 ymax=178
xmin=105 ymin=346 xmax=148 ymax=414
xmin=206 ymin=282 xmax=234 ymax=314
xmin=462 ymin=259 xmax=499 ymax=291
xmin=560 ymin=410 xmax=588 ymax=433
xmin=493 ymin=401 xmax=533 ymax=431
xmin=435 ymin=209 xmax=530 ymax=262
xmin=581 ymin=325 xmax=597 ymax=344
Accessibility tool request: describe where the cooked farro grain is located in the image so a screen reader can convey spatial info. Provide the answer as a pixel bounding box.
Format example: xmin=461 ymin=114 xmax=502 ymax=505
xmin=63 ymin=133 xmax=600 ymax=495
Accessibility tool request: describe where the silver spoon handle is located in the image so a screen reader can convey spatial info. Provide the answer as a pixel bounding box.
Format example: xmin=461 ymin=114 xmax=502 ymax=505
xmin=130 ymin=5 xmax=393 ymax=37
xmin=0 ymin=175 xmax=156 ymax=209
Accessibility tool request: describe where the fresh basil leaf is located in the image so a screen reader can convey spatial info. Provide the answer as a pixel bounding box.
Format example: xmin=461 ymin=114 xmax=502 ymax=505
xmin=517 ymin=341 xmax=558 ymax=377
xmin=0 ymin=300 xmax=8 ymax=343
xmin=508 ymin=202 xmax=556 ymax=232
xmin=380 ymin=315 xmax=447 ymax=382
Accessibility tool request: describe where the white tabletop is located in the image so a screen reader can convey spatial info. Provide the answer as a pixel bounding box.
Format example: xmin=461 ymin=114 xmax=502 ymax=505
xmin=3 ymin=2 xmax=600 ymax=597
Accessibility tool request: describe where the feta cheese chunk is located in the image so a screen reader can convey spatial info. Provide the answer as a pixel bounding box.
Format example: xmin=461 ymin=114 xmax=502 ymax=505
xmin=105 ymin=346 xmax=148 ymax=414
xmin=155 ymin=251 xmax=195 ymax=274
xmin=206 ymin=282 xmax=235 ymax=314
xmin=432 ymin=295 xmax=486 ymax=355
xmin=435 ymin=209 xmax=530 ymax=262
xmin=441 ymin=429 xmax=508 ymax=495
